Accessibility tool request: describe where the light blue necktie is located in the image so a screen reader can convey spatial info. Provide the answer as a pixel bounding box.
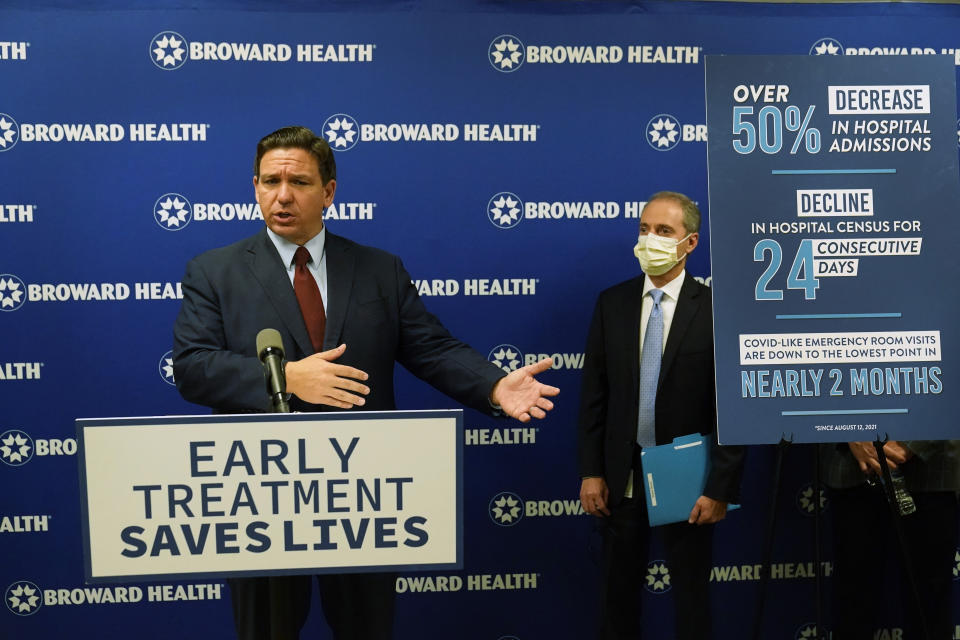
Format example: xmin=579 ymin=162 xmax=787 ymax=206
xmin=637 ymin=288 xmax=664 ymax=447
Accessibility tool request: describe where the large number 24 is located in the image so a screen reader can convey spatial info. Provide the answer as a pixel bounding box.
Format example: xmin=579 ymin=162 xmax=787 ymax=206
xmin=754 ymin=239 xmax=819 ymax=300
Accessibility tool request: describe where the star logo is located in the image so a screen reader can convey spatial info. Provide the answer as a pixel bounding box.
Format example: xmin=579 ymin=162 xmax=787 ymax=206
xmin=322 ymin=113 xmax=359 ymax=151
xmin=150 ymin=31 xmax=189 ymax=70
xmin=488 ymin=35 xmax=525 ymax=72
xmin=159 ymin=350 xmax=175 ymax=386
xmin=809 ymin=38 xmax=844 ymax=56
xmin=154 ymin=193 xmax=193 ymax=230
xmin=0 ymin=430 xmax=34 ymax=467
xmin=488 ymin=344 xmax=523 ymax=373
xmin=952 ymin=548 xmax=959 ymax=580
xmin=646 ymin=114 xmax=681 ymax=151
xmin=795 ymin=623 xmax=820 ymax=639
xmin=489 ymin=491 xmax=524 ymax=526
xmin=796 ymin=483 xmax=828 ymax=516
xmin=487 ymin=192 xmax=524 ymax=229
xmin=0 ymin=274 xmax=26 ymax=312
xmin=644 ymin=560 xmax=672 ymax=593
xmin=0 ymin=113 xmax=19 ymax=152
xmin=5 ymin=581 xmax=41 ymax=615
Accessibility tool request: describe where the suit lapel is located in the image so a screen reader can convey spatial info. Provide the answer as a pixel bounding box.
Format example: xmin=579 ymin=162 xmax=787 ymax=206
xmin=323 ymin=232 xmax=355 ymax=351
xmin=659 ymin=274 xmax=701 ymax=390
xmin=244 ymin=229 xmax=314 ymax=356
xmin=627 ymin=277 xmax=645 ymax=400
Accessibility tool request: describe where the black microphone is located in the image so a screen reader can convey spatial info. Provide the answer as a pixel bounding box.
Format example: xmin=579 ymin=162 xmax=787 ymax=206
xmin=256 ymin=328 xmax=290 ymax=413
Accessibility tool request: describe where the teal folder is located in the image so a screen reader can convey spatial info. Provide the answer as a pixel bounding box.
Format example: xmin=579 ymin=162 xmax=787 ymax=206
xmin=640 ymin=434 xmax=740 ymax=526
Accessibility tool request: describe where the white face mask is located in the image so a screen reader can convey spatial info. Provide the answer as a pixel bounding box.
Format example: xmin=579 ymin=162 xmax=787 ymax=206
xmin=633 ymin=232 xmax=691 ymax=275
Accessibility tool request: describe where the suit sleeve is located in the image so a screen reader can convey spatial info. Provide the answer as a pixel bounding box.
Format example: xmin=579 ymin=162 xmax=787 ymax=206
xmin=577 ymin=294 xmax=608 ymax=479
xmin=703 ymin=354 xmax=746 ymax=503
xmin=172 ymin=256 xmax=271 ymax=412
xmin=689 ymin=284 xmax=745 ymax=504
xmin=391 ymin=256 xmax=505 ymax=414
xmin=704 ymin=440 xmax=745 ymax=504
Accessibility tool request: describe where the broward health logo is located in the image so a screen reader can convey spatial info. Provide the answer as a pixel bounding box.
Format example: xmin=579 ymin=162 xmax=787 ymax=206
xmin=646 ymin=114 xmax=681 ymax=150
xmin=644 ymin=560 xmax=671 ymax=593
xmin=796 ymin=483 xmax=828 ymax=515
xmin=795 ymin=623 xmax=820 ymax=639
xmin=810 ymin=38 xmax=844 ymax=56
xmin=321 ymin=113 xmax=535 ymax=147
xmin=6 ymin=581 xmax=41 ymax=616
xmin=323 ymin=113 xmax=359 ymax=150
xmin=150 ymin=31 xmax=188 ymax=70
xmin=0 ymin=429 xmax=34 ymax=466
xmin=154 ymin=193 xmax=192 ymax=230
xmin=159 ymin=351 xmax=175 ymax=386
xmin=489 ymin=491 xmax=523 ymax=526
xmin=0 ymin=113 xmax=19 ymax=151
xmin=489 ymin=345 xmax=523 ymax=373
xmin=0 ymin=274 xmax=26 ymax=311
xmin=489 ymin=35 xmax=524 ymax=72
xmin=487 ymin=192 xmax=523 ymax=229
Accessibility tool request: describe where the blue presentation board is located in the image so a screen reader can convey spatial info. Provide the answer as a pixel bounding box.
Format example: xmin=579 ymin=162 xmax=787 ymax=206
xmin=707 ymin=55 xmax=960 ymax=445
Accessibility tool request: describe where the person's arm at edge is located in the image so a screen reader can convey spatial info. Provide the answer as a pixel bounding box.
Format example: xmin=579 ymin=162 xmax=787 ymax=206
xmin=173 ymin=256 xmax=271 ymax=411
xmin=579 ymin=295 xmax=611 ymax=517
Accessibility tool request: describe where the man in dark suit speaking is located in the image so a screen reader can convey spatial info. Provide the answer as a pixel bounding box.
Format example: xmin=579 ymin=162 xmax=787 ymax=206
xmin=173 ymin=125 xmax=559 ymax=640
xmin=577 ymin=191 xmax=744 ymax=640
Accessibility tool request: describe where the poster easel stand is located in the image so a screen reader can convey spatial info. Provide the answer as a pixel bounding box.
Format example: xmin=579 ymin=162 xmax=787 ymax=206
xmin=751 ymin=438 xmax=827 ymax=640
xmin=752 ymin=435 xmax=932 ymax=640
xmin=873 ymin=437 xmax=931 ymax=640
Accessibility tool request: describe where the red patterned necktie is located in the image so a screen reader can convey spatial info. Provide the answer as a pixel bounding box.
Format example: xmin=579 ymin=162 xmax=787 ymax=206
xmin=293 ymin=246 xmax=326 ymax=353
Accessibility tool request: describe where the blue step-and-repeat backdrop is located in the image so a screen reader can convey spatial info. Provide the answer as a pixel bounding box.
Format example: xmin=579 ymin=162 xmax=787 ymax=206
xmin=1 ymin=2 xmax=959 ymax=639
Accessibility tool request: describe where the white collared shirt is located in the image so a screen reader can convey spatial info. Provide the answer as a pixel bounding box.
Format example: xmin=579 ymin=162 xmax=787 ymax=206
xmin=266 ymin=226 xmax=328 ymax=312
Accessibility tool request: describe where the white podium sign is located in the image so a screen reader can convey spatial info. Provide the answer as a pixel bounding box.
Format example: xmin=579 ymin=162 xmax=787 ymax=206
xmin=77 ymin=410 xmax=462 ymax=582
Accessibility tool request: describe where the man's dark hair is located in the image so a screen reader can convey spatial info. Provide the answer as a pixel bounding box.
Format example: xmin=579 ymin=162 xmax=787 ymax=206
xmin=254 ymin=126 xmax=337 ymax=183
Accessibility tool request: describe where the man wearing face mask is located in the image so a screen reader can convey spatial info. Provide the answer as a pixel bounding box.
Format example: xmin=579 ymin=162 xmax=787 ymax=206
xmin=578 ymin=191 xmax=745 ymax=640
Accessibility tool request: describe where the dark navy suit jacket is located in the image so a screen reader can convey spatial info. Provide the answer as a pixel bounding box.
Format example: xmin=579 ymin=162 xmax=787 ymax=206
xmin=173 ymin=228 xmax=504 ymax=414
xmin=577 ymin=273 xmax=745 ymax=507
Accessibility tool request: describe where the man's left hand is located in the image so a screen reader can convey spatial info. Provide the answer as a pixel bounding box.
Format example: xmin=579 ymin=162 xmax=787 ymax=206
xmin=490 ymin=357 xmax=560 ymax=422
xmin=883 ymin=440 xmax=913 ymax=465
xmin=688 ymin=495 xmax=728 ymax=525
xmin=848 ymin=440 xmax=913 ymax=476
